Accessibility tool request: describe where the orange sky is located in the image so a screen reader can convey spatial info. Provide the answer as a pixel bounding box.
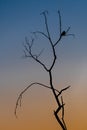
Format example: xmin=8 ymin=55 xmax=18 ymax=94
xmin=1 ymin=80 xmax=87 ymax=130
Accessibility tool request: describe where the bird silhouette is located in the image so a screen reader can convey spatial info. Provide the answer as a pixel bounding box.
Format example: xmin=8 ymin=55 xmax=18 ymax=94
xmin=61 ymin=31 xmax=66 ymax=36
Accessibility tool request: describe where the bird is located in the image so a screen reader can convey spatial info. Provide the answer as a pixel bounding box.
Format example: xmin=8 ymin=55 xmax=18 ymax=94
xmin=61 ymin=31 xmax=66 ymax=36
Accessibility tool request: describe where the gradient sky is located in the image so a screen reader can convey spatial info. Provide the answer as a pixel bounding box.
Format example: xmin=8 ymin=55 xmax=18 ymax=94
xmin=0 ymin=0 xmax=87 ymax=130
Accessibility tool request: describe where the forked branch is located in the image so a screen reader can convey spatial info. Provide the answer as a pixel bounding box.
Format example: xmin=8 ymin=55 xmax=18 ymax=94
xmin=57 ymin=85 xmax=71 ymax=97
xmin=23 ymin=37 xmax=48 ymax=71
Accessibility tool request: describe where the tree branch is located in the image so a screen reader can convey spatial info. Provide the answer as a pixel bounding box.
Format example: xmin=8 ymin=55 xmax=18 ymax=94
xmin=41 ymin=11 xmax=50 ymax=39
xmin=41 ymin=11 xmax=53 ymax=46
xmin=61 ymin=96 xmax=67 ymax=130
xmin=33 ymin=31 xmax=49 ymax=39
xmin=54 ymin=12 xmax=74 ymax=47
xmin=57 ymin=85 xmax=71 ymax=97
xmin=54 ymin=110 xmax=66 ymax=130
xmin=14 ymin=82 xmax=59 ymax=118
xmin=58 ymin=10 xmax=62 ymax=35
xmin=23 ymin=37 xmax=48 ymax=71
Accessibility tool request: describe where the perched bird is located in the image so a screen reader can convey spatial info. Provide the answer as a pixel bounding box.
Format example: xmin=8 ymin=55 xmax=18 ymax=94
xmin=61 ymin=31 xmax=66 ymax=36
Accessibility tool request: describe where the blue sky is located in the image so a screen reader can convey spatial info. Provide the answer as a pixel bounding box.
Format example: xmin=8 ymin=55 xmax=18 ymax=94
xmin=0 ymin=0 xmax=87 ymax=63
xmin=0 ymin=0 xmax=87 ymax=88
xmin=0 ymin=0 xmax=87 ymax=86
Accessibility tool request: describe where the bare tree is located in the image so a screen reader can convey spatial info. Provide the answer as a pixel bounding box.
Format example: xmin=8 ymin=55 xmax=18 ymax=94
xmin=15 ymin=10 xmax=74 ymax=130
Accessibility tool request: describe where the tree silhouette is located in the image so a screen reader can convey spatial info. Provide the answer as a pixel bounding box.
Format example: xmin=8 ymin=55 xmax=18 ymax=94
xmin=15 ymin=10 xmax=74 ymax=130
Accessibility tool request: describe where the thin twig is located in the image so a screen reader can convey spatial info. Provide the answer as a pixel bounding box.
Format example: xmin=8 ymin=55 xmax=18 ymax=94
xmin=58 ymin=10 xmax=62 ymax=35
xmin=57 ymin=86 xmax=71 ymax=97
xmin=33 ymin=31 xmax=49 ymax=39
xmin=41 ymin=11 xmax=53 ymax=45
xmin=41 ymin=11 xmax=50 ymax=38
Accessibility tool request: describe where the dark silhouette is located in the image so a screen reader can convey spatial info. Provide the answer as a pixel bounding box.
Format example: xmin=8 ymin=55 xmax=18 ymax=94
xmin=15 ymin=10 xmax=74 ymax=130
